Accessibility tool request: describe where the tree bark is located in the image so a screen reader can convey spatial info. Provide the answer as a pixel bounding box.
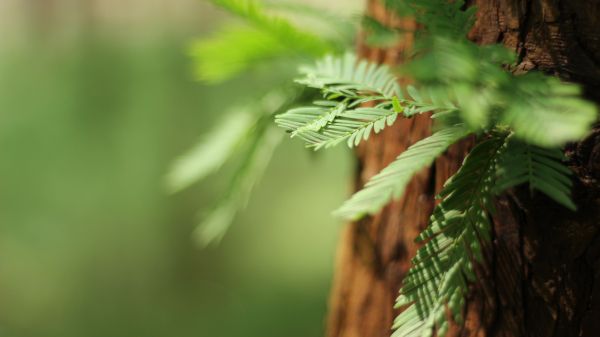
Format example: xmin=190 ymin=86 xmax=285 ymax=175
xmin=326 ymin=1 xmax=600 ymax=337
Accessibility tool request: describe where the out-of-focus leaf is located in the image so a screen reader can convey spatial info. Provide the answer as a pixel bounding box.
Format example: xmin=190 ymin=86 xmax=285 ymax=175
xmin=194 ymin=125 xmax=282 ymax=247
xmin=189 ymin=26 xmax=291 ymax=83
xmin=166 ymin=110 xmax=255 ymax=193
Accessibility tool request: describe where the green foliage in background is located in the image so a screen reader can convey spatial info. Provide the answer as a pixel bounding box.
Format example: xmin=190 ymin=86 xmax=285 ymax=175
xmin=172 ymin=0 xmax=597 ymax=336
xmin=188 ymin=0 xmax=345 ymax=83
xmin=0 ymin=4 xmax=348 ymax=336
xmin=168 ymin=0 xmax=355 ymax=246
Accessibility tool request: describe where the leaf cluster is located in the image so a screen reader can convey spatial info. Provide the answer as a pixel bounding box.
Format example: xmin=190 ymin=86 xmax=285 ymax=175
xmin=171 ymin=1 xmax=597 ymax=336
xmin=275 ymin=34 xmax=595 ymax=337
xmin=394 ymin=135 xmax=506 ymax=337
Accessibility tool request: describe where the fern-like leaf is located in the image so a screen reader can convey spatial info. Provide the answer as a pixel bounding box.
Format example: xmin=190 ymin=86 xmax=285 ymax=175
xmin=276 ymin=104 xmax=399 ymax=150
xmin=393 ymin=135 xmax=507 ymax=337
xmin=334 ymin=125 xmax=468 ymax=220
xmin=296 ymin=53 xmax=401 ymax=98
xmin=402 ymin=84 xmax=458 ymax=117
xmin=168 ymin=90 xmax=292 ymax=245
xmin=496 ymin=139 xmax=575 ymax=210
xmin=210 ymin=0 xmax=332 ymax=56
xmin=291 ymin=100 xmax=348 ymax=136
xmin=276 ymin=54 xmax=459 ymax=150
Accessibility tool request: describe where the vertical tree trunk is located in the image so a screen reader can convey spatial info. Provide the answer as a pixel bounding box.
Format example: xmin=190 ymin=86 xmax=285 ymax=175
xmin=326 ymin=1 xmax=600 ymax=337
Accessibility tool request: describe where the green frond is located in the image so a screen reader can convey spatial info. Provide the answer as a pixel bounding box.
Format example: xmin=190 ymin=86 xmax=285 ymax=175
xmin=166 ymin=110 xmax=255 ymax=192
xmin=334 ymin=125 xmax=468 ymax=220
xmin=195 ymin=125 xmax=282 ymax=247
xmin=194 ymin=200 xmax=237 ymax=246
xmin=264 ymin=1 xmax=356 ymax=46
xmin=496 ymin=139 xmax=576 ymax=210
xmin=209 ymin=0 xmax=332 ymax=56
xmin=393 ymin=135 xmax=508 ymax=337
xmin=293 ymin=53 xmax=458 ymax=117
xmin=276 ymin=104 xmax=399 ymax=150
xmin=402 ymin=37 xmax=514 ymax=130
xmin=168 ymin=89 xmax=293 ymax=246
xmin=189 ymin=26 xmax=291 ymax=83
xmin=296 ymin=53 xmax=401 ymax=98
xmin=192 ymin=0 xmax=338 ymax=83
xmin=404 ymin=36 xmax=597 ymax=140
xmin=500 ymin=74 xmax=597 ymax=147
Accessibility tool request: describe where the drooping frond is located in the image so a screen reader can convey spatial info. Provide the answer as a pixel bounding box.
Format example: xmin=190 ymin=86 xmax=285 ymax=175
xmin=195 ymin=126 xmax=282 ymax=246
xmin=496 ymin=139 xmax=576 ymax=210
xmin=168 ymin=90 xmax=293 ymax=246
xmin=393 ymin=135 xmax=507 ymax=337
xmin=166 ymin=110 xmax=255 ymax=192
xmin=276 ymin=104 xmax=399 ymax=150
xmin=264 ymin=1 xmax=356 ymax=46
xmin=209 ymin=0 xmax=332 ymax=56
xmin=334 ymin=125 xmax=468 ymax=220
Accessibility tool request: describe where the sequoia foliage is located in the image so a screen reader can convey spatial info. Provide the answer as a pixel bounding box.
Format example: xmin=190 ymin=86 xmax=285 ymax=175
xmin=170 ymin=0 xmax=597 ymax=336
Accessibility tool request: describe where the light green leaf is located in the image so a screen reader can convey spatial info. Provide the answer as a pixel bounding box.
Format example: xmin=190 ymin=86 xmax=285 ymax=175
xmin=334 ymin=125 xmax=468 ymax=220
xmin=194 ymin=126 xmax=282 ymax=247
xmin=189 ymin=26 xmax=290 ymax=83
xmin=276 ymin=106 xmax=400 ymax=150
xmin=209 ymin=0 xmax=332 ymax=56
xmin=166 ymin=110 xmax=254 ymax=193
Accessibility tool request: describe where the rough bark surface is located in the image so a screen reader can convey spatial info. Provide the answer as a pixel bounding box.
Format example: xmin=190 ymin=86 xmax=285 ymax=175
xmin=326 ymin=1 xmax=600 ymax=337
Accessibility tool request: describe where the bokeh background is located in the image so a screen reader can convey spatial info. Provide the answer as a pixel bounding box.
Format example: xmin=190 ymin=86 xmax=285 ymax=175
xmin=0 ymin=1 xmax=363 ymax=336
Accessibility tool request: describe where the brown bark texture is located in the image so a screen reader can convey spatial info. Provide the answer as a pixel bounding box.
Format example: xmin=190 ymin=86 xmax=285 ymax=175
xmin=326 ymin=1 xmax=600 ymax=337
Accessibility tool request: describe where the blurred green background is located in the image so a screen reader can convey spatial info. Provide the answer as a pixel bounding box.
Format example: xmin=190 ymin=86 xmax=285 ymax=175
xmin=0 ymin=1 xmax=362 ymax=336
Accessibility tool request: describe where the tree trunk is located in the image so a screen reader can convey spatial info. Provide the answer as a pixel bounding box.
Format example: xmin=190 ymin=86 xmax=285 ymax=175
xmin=326 ymin=1 xmax=600 ymax=337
